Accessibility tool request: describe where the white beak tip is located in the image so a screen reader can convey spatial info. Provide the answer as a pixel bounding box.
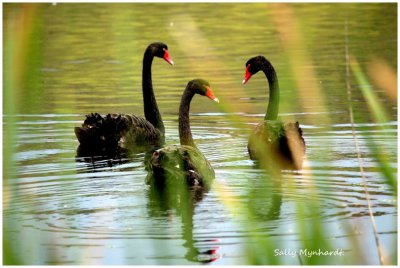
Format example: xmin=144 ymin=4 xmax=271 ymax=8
xmin=242 ymin=79 xmax=247 ymax=84
xmin=213 ymin=97 xmax=220 ymax=103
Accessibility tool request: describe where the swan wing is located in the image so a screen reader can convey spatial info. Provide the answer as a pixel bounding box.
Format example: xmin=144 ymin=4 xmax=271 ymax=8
xmin=116 ymin=114 xmax=164 ymax=147
xmin=145 ymin=145 xmax=214 ymax=189
xmin=75 ymin=113 xmax=164 ymax=150
xmin=248 ymin=120 xmax=305 ymax=169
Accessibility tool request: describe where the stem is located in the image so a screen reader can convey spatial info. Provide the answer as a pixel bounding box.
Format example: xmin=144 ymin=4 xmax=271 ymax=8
xmin=345 ymin=21 xmax=384 ymax=265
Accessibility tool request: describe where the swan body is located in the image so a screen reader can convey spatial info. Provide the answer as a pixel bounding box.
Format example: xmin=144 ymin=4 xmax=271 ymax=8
xmin=146 ymin=145 xmax=215 ymax=189
xmin=243 ymin=56 xmax=305 ymax=170
xmin=146 ymin=79 xmax=219 ymax=189
xmin=75 ymin=113 xmax=163 ymax=150
xmin=75 ymin=42 xmax=173 ymax=151
xmin=247 ymin=120 xmax=304 ymax=170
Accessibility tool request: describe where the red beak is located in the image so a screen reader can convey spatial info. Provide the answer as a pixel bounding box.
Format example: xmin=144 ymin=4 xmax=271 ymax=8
xmin=242 ymin=64 xmax=252 ymax=84
xmin=205 ymin=86 xmax=219 ymax=103
xmin=162 ymin=48 xmax=174 ymax=65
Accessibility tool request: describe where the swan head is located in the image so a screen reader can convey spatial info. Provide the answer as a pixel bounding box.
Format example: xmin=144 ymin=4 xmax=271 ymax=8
xmin=189 ymin=79 xmax=219 ymax=103
xmin=242 ymin=55 xmax=269 ymax=84
xmin=148 ymin=42 xmax=174 ymax=65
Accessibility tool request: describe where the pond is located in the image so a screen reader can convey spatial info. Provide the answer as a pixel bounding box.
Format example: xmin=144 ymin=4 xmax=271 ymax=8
xmin=3 ymin=3 xmax=397 ymax=265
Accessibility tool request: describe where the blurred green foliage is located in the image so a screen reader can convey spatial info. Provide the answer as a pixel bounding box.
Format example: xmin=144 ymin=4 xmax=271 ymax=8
xmin=3 ymin=3 xmax=397 ymax=265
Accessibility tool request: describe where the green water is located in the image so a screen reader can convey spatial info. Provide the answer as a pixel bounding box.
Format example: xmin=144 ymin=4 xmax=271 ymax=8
xmin=3 ymin=3 xmax=397 ymax=265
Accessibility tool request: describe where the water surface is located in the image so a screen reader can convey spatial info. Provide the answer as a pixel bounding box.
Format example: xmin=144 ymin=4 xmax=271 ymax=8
xmin=3 ymin=3 xmax=397 ymax=265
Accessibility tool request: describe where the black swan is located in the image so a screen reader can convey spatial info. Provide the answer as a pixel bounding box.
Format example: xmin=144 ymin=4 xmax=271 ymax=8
xmin=75 ymin=42 xmax=173 ymax=151
xmin=146 ymin=79 xmax=219 ymax=189
xmin=242 ymin=56 xmax=305 ymax=170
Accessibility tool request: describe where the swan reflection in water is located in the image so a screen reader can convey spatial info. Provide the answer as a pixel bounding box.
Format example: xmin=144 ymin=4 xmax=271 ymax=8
xmin=75 ymin=144 xmax=133 ymax=168
xmin=246 ymin=172 xmax=283 ymax=222
xmin=146 ymin=170 xmax=220 ymax=263
xmin=75 ymin=146 xmax=220 ymax=263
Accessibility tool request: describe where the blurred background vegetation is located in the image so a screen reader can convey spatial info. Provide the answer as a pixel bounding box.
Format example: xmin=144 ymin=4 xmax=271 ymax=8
xmin=3 ymin=3 xmax=397 ymax=265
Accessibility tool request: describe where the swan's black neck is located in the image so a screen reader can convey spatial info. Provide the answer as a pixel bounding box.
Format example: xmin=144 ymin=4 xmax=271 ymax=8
xmin=142 ymin=49 xmax=165 ymax=135
xmin=179 ymin=85 xmax=196 ymax=148
xmin=261 ymin=60 xmax=280 ymax=121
